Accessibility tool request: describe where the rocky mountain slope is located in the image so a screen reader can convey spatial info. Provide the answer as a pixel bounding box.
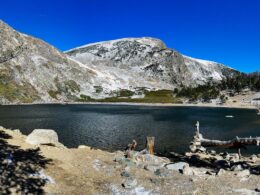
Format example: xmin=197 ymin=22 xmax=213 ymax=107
xmin=0 ymin=20 xmax=239 ymax=104
xmin=66 ymin=38 xmax=238 ymax=90
xmin=0 ymin=20 xmax=119 ymax=104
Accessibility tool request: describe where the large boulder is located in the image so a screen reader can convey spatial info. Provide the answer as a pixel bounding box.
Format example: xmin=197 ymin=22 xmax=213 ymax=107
xmin=182 ymin=164 xmax=194 ymax=176
xmin=122 ymin=177 xmax=137 ymax=189
xmin=26 ymin=129 xmax=60 ymax=146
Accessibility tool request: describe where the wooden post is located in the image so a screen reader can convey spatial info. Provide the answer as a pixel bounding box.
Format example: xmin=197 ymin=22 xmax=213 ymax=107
xmin=146 ymin=136 xmax=155 ymax=155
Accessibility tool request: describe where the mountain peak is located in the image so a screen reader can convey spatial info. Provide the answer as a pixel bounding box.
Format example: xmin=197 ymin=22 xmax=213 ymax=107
xmin=65 ymin=37 xmax=167 ymax=53
xmin=66 ymin=36 xmax=238 ymax=88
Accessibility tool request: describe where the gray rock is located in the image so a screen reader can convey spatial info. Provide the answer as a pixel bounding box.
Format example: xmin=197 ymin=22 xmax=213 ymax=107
xmin=150 ymin=178 xmax=163 ymax=185
xmin=214 ymin=160 xmax=230 ymax=169
xmin=124 ymin=166 xmax=131 ymax=172
xmin=224 ymin=154 xmax=230 ymax=160
xmin=236 ymin=169 xmax=250 ymax=177
xmin=121 ymin=159 xmax=136 ymax=167
xmin=189 ymin=155 xmax=201 ymax=164
xmin=229 ymin=153 xmax=240 ymax=162
xmin=120 ymin=170 xmax=130 ymax=177
xmin=250 ymin=154 xmax=257 ymax=162
xmin=114 ymin=151 xmax=133 ymax=165
xmin=233 ymin=153 xmax=240 ymax=160
xmin=26 ymin=129 xmax=59 ymax=146
xmin=209 ymin=150 xmax=216 ymax=155
xmin=78 ymin=145 xmax=91 ymax=149
xmin=221 ymin=152 xmax=229 ymax=157
xmin=114 ymin=156 xmax=125 ymax=163
xmin=231 ymin=164 xmax=243 ymax=171
xmin=114 ymin=165 xmax=121 ymax=169
xmin=135 ymin=154 xmax=170 ymax=165
xmin=189 ymin=145 xmax=197 ymax=152
xmin=217 ymin=169 xmax=226 ymax=176
xmin=154 ymin=168 xmax=171 ymax=177
xmin=182 ymin=164 xmax=194 ymax=176
xmin=205 ymin=170 xmax=216 ymax=175
xmin=255 ymin=188 xmax=260 ymax=192
xmin=144 ymin=165 xmax=160 ymax=172
xmin=165 ymin=162 xmax=189 ymax=171
xmin=13 ymin=129 xmax=21 ymax=134
xmin=122 ymin=177 xmax=137 ymax=189
xmin=196 ymin=146 xmax=206 ymax=153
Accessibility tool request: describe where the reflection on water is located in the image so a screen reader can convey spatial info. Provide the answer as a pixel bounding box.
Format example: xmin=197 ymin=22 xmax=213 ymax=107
xmin=0 ymin=104 xmax=259 ymax=154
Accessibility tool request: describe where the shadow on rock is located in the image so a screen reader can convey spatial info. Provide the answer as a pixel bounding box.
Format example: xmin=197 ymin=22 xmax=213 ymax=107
xmin=0 ymin=130 xmax=52 ymax=194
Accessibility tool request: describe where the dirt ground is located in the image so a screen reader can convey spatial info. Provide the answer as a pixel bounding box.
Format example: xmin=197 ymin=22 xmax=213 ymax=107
xmin=1 ymin=127 xmax=260 ymax=195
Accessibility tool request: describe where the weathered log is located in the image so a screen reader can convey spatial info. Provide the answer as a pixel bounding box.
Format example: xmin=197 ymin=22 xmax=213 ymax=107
xmin=190 ymin=121 xmax=260 ymax=155
xmin=199 ymin=136 xmax=260 ymax=148
xmin=146 ymin=137 xmax=155 ymax=155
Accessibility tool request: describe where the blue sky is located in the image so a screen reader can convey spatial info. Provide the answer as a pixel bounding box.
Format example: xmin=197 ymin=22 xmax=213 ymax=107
xmin=0 ymin=0 xmax=259 ymax=72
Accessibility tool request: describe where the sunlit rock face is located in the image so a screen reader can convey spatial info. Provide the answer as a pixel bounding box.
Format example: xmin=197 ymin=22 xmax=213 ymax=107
xmin=0 ymin=20 xmax=239 ymax=104
xmin=66 ymin=37 xmax=239 ymax=91
xmin=0 ymin=20 xmax=116 ymax=104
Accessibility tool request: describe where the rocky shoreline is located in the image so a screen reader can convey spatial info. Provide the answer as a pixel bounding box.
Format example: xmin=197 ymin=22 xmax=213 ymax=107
xmin=1 ymin=126 xmax=260 ymax=194
xmin=0 ymin=101 xmax=257 ymax=110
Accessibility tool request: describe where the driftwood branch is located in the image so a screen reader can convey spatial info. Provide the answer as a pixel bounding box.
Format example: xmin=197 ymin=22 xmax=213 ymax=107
xmin=190 ymin=121 xmax=260 ymax=156
xmin=199 ymin=136 xmax=260 ymax=148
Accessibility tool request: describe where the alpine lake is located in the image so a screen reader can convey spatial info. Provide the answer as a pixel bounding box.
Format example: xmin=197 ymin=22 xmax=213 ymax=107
xmin=0 ymin=104 xmax=259 ymax=155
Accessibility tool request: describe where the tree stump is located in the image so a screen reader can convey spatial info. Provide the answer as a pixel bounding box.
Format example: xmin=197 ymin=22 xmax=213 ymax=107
xmin=146 ymin=137 xmax=155 ymax=155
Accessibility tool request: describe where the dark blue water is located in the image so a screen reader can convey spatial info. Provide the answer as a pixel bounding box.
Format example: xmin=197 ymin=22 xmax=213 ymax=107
xmin=0 ymin=104 xmax=259 ymax=154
